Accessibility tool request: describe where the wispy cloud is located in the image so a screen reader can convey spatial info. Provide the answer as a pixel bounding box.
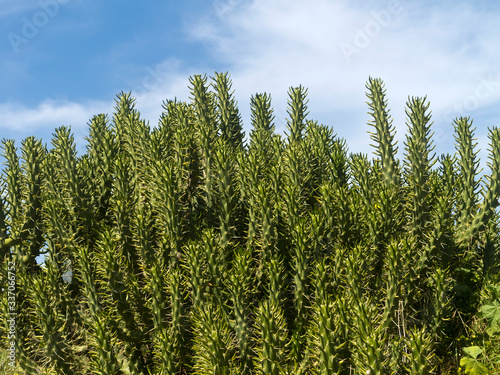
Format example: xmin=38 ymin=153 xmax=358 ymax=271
xmin=0 ymin=100 xmax=110 ymax=132
xmin=2 ymin=0 xmax=499 ymax=163
xmin=0 ymin=99 xmax=112 ymax=153
xmin=182 ymin=0 xmax=500 ymax=158
xmin=0 ymin=58 xmax=194 ymax=153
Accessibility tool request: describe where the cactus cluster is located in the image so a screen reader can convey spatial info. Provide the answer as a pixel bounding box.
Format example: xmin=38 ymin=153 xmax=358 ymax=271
xmin=1 ymin=73 xmax=500 ymax=374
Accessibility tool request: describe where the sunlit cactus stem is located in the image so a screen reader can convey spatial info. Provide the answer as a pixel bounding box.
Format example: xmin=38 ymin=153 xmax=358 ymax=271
xmin=463 ymin=127 xmax=500 ymax=243
xmin=190 ymin=74 xmax=217 ymax=220
xmin=291 ymin=220 xmax=309 ymax=363
xmin=366 ymin=76 xmax=399 ymax=187
xmin=214 ymin=138 xmax=237 ymax=249
xmin=286 ymin=85 xmax=309 ymax=145
xmin=213 ymin=72 xmax=245 ymax=149
xmin=404 ymin=96 xmax=435 ymax=241
xmin=1 ymin=73 xmax=499 ymax=373
xmin=454 ymin=117 xmax=481 ymax=243
xmin=229 ymin=248 xmax=254 ymax=375
xmin=254 ymin=299 xmax=290 ymax=375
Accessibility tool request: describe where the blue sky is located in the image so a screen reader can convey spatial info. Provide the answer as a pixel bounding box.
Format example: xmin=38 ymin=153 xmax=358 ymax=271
xmin=1 ymin=0 xmax=500 ymax=172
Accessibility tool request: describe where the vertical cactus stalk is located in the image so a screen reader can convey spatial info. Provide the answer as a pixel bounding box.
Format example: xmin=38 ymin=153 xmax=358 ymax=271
xmin=451 ymin=117 xmax=483 ymax=319
xmin=243 ymin=95 xmax=277 ymax=254
xmin=213 ymin=72 xmax=245 ymax=149
xmin=251 ymin=93 xmax=275 ymax=136
xmin=350 ymin=154 xmax=379 ymax=248
xmin=483 ymin=214 xmax=500 ymax=274
xmin=50 ymin=126 xmax=91 ymax=230
xmin=90 ymin=315 xmax=123 ymax=375
xmin=112 ymin=91 xmax=141 ymax=158
xmin=346 ymin=244 xmax=385 ymax=372
xmin=258 ymin=183 xmax=277 ymax=262
xmin=1 ymin=140 xmax=22 ymax=235
xmin=185 ymin=241 xmax=206 ymax=310
xmin=307 ymin=258 xmax=343 ymax=375
xmin=169 ymin=265 xmax=188 ymax=372
xmin=30 ymin=274 xmax=73 ymax=374
xmin=382 ymin=240 xmax=403 ymax=334
xmin=286 ymin=85 xmax=309 ymax=145
xmin=75 ymin=245 xmax=114 ymax=375
xmin=77 ymin=243 xmax=100 ymax=317
xmin=96 ymin=229 xmax=144 ymax=374
xmin=85 ymin=114 xmax=115 ymax=223
xmin=319 ymin=184 xmax=336 ymax=253
xmin=291 ymin=220 xmax=309 ymax=363
xmin=284 ymin=144 xmax=303 ymax=230
xmin=454 ymin=117 xmax=481 ymax=244
xmin=14 ymin=137 xmax=45 ymax=271
xmin=416 ymin=155 xmax=454 ymax=273
xmin=366 ymin=77 xmax=399 ymax=187
xmin=431 ymin=267 xmax=446 ymax=343
xmin=191 ymin=304 xmax=235 ymax=375
xmin=46 ymin=127 xmax=92 ymax=308
xmin=351 ymin=302 xmax=385 ymax=374
xmin=150 ymin=269 xmax=177 ymax=374
xmin=203 ymin=229 xmax=229 ymax=320
xmin=268 ymin=255 xmax=286 ymax=309
xmin=243 ymin=156 xmax=259 ymax=249
xmin=283 ymin=87 xmax=309 ymax=237
xmin=254 ymin=299 xmax=290 ymax=375
xmin=229 ymin=248 xmax=254 ymax=375
xmin=190 ymin=74 xmax=217 ymax=222
xmin=114 ymin=154 xmax=139 ymax=270
xmin=404 ymin=96 xmax=435 ymax=241
xmin=365 ymin=78 xmax=403 ymax=265
xmin=406 ymin=328 xmax=433 ymax=375
xmin=464 ymin=127 xmax=500 ymax=243
xmin=153 ymin=159 xmax=181 ymax=263
xmin=180 ymin=130 xmax=202 ymax=235
xmin=214 ymin=139 xmax=237 ymax=250
xmin=416 ymin=193 xmax=450 ymax=274
xmin=0 ymin=183 xmax=6 ymax=233
xmin=141 ymin=218 xmax=172 ymax=372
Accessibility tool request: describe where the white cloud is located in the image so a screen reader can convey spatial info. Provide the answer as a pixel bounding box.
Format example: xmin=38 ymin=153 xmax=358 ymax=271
xmin=0 ymin=59 xmax=195 ymax=153
xmin=0 ymin=99 xmax=113 ymax=154
xmin=188 ymin=0 xmax=500 ymax=158
xmin=126 ymin=59 xmax=196 ymax=127
xmin=1 ymin=0 xmax=499 ymax=166
xmin=0 ymin=99 xmax=111 ymax=132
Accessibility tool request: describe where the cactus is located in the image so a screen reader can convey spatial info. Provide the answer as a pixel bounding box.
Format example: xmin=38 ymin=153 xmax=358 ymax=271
xmin=404 ymin=96 xmax=435 ymax=242
xmin=191 ymin=303 xmax=235 ymax=375
xmin=213 ymin=72 xmax=245 ymax=149
xmin=0 ymin=74 xmax=499 ymax=373
xmin=228 ymin=247 xmax=254 ymax=374
xmin=254 ymin=298 xmax=290 ymax=375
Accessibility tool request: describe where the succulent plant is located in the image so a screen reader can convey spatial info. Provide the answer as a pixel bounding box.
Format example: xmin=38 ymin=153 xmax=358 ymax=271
xmin=1 ymin=73 xmax=499 ymax=374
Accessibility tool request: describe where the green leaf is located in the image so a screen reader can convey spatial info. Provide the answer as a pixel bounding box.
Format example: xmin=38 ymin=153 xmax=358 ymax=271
xmin=460 ymin=356 xmax=488 ymax=375
xmin=479 ymin=300 xmax=500 ymax=335
xmin=463 ymin=346 xmax=483 ymax=359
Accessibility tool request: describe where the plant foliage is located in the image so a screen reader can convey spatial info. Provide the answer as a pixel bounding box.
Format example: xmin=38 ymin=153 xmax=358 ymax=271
xmin=1 ymin=73 xmax=500 ymax=374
